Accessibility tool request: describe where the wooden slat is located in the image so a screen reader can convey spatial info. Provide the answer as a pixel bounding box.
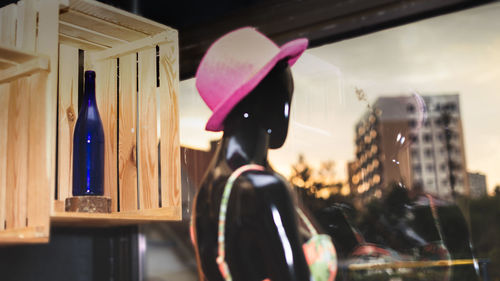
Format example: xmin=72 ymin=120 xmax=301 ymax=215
xmin=5 ymin=78 xmax=29 ymax=229
xmin=26 ymin=0 xmax=58 ymax=228
xmin=59 ymin=33 xmax=108 ymax=51
xmin=95 ymin=58 xmax=118 ymax=211
xmin=26 ymin=72 xmax=51 ymax=230
xmin=60 ymin=9 xmax=147 ymax=42
xmin=0 ymin=44 xmax=40 ymax=64
xmin=59 ymin=21 xmax=127 ymax=48
xmin=0 ymin=58 xmax=16 ymax=69
xmin=68 ymin=0 xmax=170 ymax=35
xmin=0 ymin=4 xmax=17 ymax=47
xmin=57 ymin=44 xmax=79 ymax=201
xmin=51 ymin=206 xmax=181 ymax=226
xmin=0 ymin=56 xmax=49 ymax=84
xmin=159 ymin=41 xmax=181 ymax=213
xmin=118 ymin=53 xmax=138 ymax=211
xmin=0 ymin=226 xmax=48 ymax=244
xmin=0 ymin=84 xmax=10 ymax=230
xmin=15 ymin=0 xmax=25 ymax=48
xmin=137 ymin=48 xmax=158 ymax=209
xmin=17 ymin=0 xmax=37 ymax=52
xmin=90 ymin=30 xmax=176 ymax=61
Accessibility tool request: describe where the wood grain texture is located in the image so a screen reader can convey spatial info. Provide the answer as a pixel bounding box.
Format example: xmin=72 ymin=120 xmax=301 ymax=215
xmin=21 ymin=0 xmax=37 ymax=52
xmin=0 ymin=4 xmax=17 ymax=47
xmin=57 ymin=44 xmax=79 ymax=201
xmin=59 ymin=21 xmax=127 ymax=48
xmin=59 ymin=33 xmax=108 ymax=51
xmin=95 ymin=58 xmax=118 ymax=211
xmin=0 ymin=44 xmax=40 ymax=64
xmin=159 ymin=39 xmax=181 ymax=214
xmin=137 ymin=48 xmax=158 ymax=209
xmin=15 ymin=0 xmax=37 ymax=52
xmin=68 ymin=0 xmax=170 ymax=35
xmin=26 ymin=0 xmax=58 ymax=227
xmin=60 ymin=10 xmax=146 ymax=42
xmin=15 ymin=0 xmax=25 ymax=49
xmin=118 ymin=53 xmax=138 ymax=211
xmin=52 ymin=206 xmax=180 ymax=226
xmin=0 ymin=58 xmax=16 ymax=69
xmin=0 ymin=84 xmax=10 ymax=230
xmin=90 ymin=31 xmax=174 ymax=61
xmin=0 ymin=226 xmax=48 ymax=244
xmin=5 ymin=78 xmax=29 ymax=229
xmin=0 ymin=56 xmax=49 ymax=84
xmin=26 ymin=72 xmax=50 ymax=230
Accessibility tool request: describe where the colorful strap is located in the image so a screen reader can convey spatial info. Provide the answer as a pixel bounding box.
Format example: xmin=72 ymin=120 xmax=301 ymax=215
xmin=216 ymin=164 xmax=265 ymax=281
xmin=425 ymin=194 xmax=445 ymax=242
xmin=297 ymin=208 xmax=318 ymax=236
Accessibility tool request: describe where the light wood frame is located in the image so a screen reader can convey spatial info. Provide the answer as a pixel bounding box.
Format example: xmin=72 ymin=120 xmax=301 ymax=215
xmin=0 ymin=0 xmax=181 ymax=244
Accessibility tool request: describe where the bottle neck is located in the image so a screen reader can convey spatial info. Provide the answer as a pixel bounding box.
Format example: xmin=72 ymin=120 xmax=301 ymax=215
xmin=84 ymin=71 xmax=96 ymax=105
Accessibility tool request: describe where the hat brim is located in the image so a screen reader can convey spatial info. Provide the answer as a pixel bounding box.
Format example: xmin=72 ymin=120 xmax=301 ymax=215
xmin=205 ymin=38 xmax=308 ymax=132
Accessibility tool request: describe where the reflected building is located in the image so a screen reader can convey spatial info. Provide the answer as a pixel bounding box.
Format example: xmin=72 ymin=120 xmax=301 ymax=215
xmin=349 ymin=94 xmax=469 ymax=200
xmin=468 ymin=172 xmax=487 ymax=199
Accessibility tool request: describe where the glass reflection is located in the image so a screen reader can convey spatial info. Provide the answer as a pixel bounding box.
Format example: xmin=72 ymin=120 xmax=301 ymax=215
xmin=142 ymin=2 xmax=500 ymax=281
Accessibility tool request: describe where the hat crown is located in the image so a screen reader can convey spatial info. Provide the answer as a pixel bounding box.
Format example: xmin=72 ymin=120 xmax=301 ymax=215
xmin=196 ymin=28 xmax=280 ymax=110
xmin=195 ymin=27 xmax=308 ymax=131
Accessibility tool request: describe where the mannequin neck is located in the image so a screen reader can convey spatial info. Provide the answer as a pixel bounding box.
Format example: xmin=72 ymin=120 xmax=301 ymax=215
xmin=221 ymin=119 xmax=270 ymax=170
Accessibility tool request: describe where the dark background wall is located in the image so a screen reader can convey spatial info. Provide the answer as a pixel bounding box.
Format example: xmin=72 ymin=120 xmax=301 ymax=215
xmin=0 ymin=227 xmax=139 ymax=281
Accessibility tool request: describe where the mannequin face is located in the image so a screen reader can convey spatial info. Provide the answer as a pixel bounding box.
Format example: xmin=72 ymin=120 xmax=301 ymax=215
xmin=259 ymin=62 xmax=293 ymax=148
xmin=263 ymin=65 xmax=293 ymax=148
xmin=224 ymin=60 xmax=294 ymax=148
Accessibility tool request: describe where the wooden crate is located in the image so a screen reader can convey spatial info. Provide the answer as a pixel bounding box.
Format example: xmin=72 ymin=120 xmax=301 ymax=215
xmin=0 ymin=0 xmax=181 ymax=244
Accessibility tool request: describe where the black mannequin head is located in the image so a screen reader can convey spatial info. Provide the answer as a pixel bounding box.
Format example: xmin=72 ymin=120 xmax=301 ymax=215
xmin=223 ymin=59 xmax=294 ymax=149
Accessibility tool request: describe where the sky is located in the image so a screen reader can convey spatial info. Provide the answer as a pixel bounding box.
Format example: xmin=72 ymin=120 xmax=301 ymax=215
xmin=178 ymin=2 xmax=500 ymax=194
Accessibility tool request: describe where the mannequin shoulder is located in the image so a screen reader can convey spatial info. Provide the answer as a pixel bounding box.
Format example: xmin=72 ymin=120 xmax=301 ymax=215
xmin=236 ymin=170 xmax=293 ymax=195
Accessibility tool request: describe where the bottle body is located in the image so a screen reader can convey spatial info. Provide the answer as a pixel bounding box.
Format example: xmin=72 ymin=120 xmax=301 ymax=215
xmin=72 ymin=71 xmax=105 ymax=196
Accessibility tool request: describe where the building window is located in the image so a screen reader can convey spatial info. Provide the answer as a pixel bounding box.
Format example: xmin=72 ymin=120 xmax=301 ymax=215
xmin=409 ymin=134 xmax=418 ymax=143
xmin=440 ymin=163 xmax=447 ymax=171
xmin=424 ymin=148 xmax=433 ymax=157
xmin=408 ymin=119 xmax=417 ymax=128
xmin=423 ymin=134 xmax=432 ymax=142
xmin=426 ymin=164 xmax=434 ymax=172
xmin=407 ymin=104 xmax=415 ymax=113
xmin=411 ymin=149 xmax=419 ymax=158
xmin=444 ymin=103 xmax=457 ymax=111
xmin=413 ymin=164 xmax=421 ymax=173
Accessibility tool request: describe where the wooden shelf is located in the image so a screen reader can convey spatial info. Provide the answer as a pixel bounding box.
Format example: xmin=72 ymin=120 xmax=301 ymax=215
xmin=0 ymin=226 xmax=49 ymax=244
xmin=0 ymin=0 xmax=181 ymax=244
xmin=0 ymin=44 xmax=50 ymax=84
xmin=0 ymin=44 xmax=39 ymax=66
xmin=58 ymin=0 xmax=175 ymax=52
xmin=52 ymin=207 xmax=181 ymax=227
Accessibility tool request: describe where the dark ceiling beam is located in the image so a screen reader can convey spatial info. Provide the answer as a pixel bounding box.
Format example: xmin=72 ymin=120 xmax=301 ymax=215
xmin=178 ymin=0 xmax=493 ymax=79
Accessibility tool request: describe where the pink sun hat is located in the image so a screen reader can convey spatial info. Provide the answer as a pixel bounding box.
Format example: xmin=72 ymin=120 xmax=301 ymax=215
xmin=196 ymin=27 xmax=308 ymax=132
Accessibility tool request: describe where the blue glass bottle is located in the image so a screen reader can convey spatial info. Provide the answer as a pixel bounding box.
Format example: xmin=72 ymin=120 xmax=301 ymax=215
xmin=72 ymin=70 xmax=105 ymax=196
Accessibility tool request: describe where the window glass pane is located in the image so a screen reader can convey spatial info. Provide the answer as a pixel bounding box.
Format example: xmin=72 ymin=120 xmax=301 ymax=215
xmin=144 ymin=2 xmax=500 ymax=281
